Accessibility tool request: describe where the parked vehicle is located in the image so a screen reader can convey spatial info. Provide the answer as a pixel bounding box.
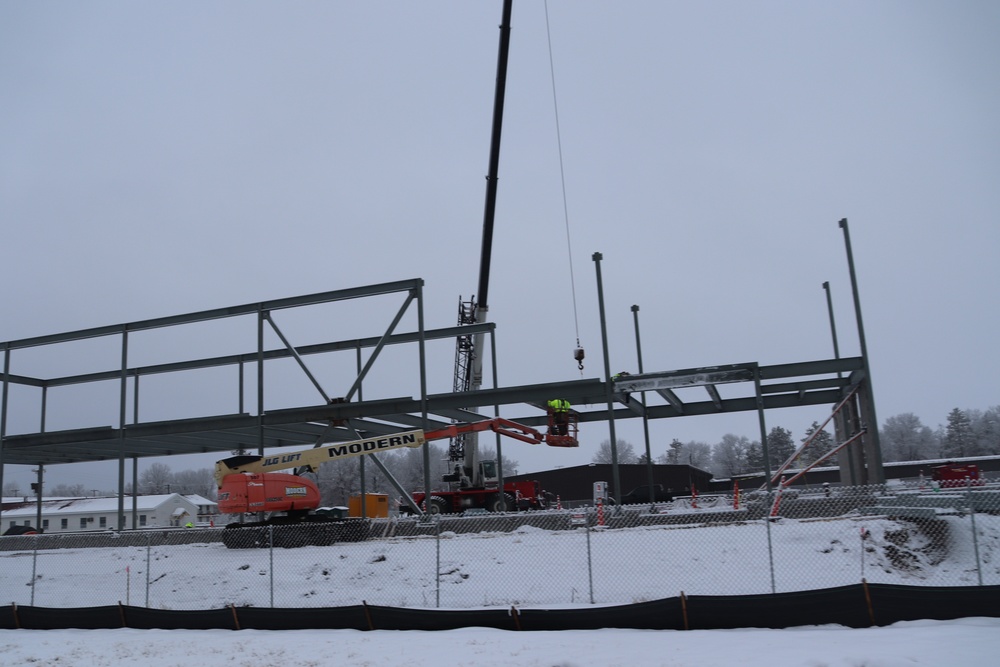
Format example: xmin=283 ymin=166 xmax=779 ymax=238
xmin=619 ymin=484 xmax=674 ymax=505
xmin=931 ymin=462 xmax=985 ymax=488
xmin=215 ymin=418 xmax=568 ymax=546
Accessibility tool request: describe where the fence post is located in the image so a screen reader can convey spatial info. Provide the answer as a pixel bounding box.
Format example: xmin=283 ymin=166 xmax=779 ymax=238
xmin=966 ymin=479 xmax=983 ymax=586
xmin=586 ymin=509 xmax=594 ymax=604
xmin=269 ymin=525 xmax=275 ymax=608
xmin=764 ymin=492 xmax=776 ymax=594
xmin=435 ymin=516 xmax=441 ymax=609
xmin=30 ymin=535 xmax=38 ymax=606
xmin=860 ymin=524 xmax=868 ymax=581
xmin=145 ymin=531 xmax=152 ymax=608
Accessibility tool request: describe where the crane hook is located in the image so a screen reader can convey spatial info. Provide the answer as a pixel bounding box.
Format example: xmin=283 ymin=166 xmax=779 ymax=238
xmin=573 ymin=346 xmax=585 ymax=371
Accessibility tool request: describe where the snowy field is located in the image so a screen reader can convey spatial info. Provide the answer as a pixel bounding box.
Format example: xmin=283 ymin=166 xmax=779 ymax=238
xmin=1 ymin=619 xmax=998 ymax=667
xmin=4 ymin=513 xmax=999 ymax=609
xmin=3 ymin=515 xmax=999 ymax=665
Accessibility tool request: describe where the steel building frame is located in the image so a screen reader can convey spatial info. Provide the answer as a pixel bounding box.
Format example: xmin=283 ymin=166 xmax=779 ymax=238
xmin=1 ymin=277 xmax=883 ymax=522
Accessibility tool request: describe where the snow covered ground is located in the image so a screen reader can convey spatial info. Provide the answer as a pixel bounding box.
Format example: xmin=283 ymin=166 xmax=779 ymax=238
xmin=4 ymin=512 xmax=998 ymax=609
xmin=3 ymin=513 xmax=999 ymax=665
xmin=1 ymin=619 xmax=998 ymax=667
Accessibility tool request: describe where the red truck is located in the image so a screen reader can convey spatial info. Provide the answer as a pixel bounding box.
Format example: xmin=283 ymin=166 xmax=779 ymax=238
xmin=931 ymin=462 xmax=985 ymax=488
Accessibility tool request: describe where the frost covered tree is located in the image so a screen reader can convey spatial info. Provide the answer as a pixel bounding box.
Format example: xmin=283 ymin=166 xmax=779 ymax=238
xmin=591 ymin=438 xmax=639 ymax=464
xmin=766 ymin=427 xmax=796 ymax=469
xmin=943 ymin=408 xmax=975 ymax=458
xmin=47 ymin=483 xmax=92 ymax=497
xmin=686 ymin=442 xmax=713 ymax=469
xmin=711 ymin=433 xmax=752 ymax=478
xmin=799 ymin=422 xmax=834 ymax=466
xmin=968 ymin=407 xmax=1000 ymax=456
xmin=658 ymin=438 xmax=685 ymax=465
xmin=656 ymin=440 xmax=712 ymax=469
xmin=171 ymin=469 xmax=216 ymax=497
xmin=880 ymin=413 xmax=938 ymax=461
xmin=744 ymin=438 xmax=765 ymax=472
xmin=479 ymin=447 xmax=520 ymax=477
xmin=314 ymin=456 xmax=360 ymax=506
xmin=139 ymin=462 xmax=174 ymax=494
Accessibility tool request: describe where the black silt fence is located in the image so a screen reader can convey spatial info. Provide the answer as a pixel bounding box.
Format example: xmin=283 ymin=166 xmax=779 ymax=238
xmin=3 ymin=583 xmax=997 ymax=632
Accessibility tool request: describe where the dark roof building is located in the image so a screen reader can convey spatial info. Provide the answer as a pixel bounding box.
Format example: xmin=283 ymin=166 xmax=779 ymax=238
xmin=507 ymin=463 xmax=713 ymax=504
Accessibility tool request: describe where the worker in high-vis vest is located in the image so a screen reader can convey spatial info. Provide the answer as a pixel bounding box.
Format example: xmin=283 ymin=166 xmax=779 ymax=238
xmin=547 ymin=398 xmax=571 ymax=435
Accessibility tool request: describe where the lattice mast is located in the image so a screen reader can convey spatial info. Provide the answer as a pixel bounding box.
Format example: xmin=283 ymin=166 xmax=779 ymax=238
xmin=449 ymin=0 xmax=513 ymax=487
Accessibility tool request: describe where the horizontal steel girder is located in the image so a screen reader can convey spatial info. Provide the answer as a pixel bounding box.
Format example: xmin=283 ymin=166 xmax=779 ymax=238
xmin=1 ymin=358 xmax=862 ymax=466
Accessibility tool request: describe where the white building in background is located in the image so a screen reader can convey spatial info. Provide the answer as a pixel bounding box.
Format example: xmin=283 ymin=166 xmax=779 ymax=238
xmin=1 ymin=494 xmax=219 ymax=534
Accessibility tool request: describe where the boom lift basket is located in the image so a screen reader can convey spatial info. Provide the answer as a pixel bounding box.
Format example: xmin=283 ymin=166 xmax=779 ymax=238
xmin=545 ymin=410 xmax=579 ymax=448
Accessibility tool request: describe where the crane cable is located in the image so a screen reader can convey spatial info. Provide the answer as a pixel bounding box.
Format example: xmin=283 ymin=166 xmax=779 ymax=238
xmin=544 ymin=0 xmax=585 ymax=373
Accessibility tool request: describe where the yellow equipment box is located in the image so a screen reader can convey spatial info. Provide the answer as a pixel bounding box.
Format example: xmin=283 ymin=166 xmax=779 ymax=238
xmin=348 ymin=493 xmax=389 ymax=518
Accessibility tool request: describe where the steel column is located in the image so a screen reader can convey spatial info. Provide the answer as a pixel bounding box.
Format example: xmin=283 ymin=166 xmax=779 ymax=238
xmin=34 ymin=465 xmax=43 ymax=530
xmin=839 ymin=218 xmax=884 ymax=482
xmin=117 ymin=327 xmax=129 ymax=530
xmin=0 ymin=346 xmax=8 ymax=520
xmin=593 ymin=252 xmax=621 ymax=506
xmin=491 ymin=327 xmax=505 ymax=511
xmin=417 ymin=282 xmax=431 ymax=512
xmin=754 ymin=365 xmax=772 ymax=491
xmin=631 ymin=305 xmax=655 ymax=509
xmin=257 ymin=308 xmax=265 ymax=457
xmin=357 ymin=344 xmax=366 ymax=516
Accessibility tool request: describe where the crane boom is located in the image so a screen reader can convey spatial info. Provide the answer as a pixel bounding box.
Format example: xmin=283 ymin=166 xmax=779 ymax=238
xmin=476 ymin=0 xmax=513 ymax=313
xmin=214 ymin=430 xmax=425 ymax=487
xmin=451 ymin=0 xmax=514 ymax=488
xmin=214 ymin=418 xmax=568 ymax=489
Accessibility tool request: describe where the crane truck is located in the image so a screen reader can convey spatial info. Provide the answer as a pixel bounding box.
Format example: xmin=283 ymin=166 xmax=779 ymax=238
xmin=215 ymin=417 xmax=575 ymax=547
xmin=218 ymin=0 xmax=579 ymax=543
xmin=441 ymin=0 xmax=583 ymax=513
xmin=407 ymin=414 xmax=578 ymax=515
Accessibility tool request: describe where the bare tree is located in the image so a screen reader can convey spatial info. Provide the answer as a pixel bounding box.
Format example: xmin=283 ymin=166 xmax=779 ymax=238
xmin=712 ymin=434 xmax=752 ymax=478
xmin=686 ymin=442 xmax=713 ymax=469
xmin=968 ymin=407 xmax=1000 ymax=456
xmin=48 ymin=483 xmax=91 ymax=497
xmin=881 ymin=413 xmax=937 ymax=461
xmin=316 ymin=457 xmax=362 ymax=506
xmin=658 ymin=440 xmax=711 ymax=469
xmin=172 ymin=469 xmax=216 ymax=497
xmin=480 ymin=447 xmax=519 ymax=476
xmin=139 ymin=462 xmax=174 ymax=494
xmin=657 ymin=439 xmax=685 ymax=465
xmin=591 ymin=439 xmax=639 ymax=464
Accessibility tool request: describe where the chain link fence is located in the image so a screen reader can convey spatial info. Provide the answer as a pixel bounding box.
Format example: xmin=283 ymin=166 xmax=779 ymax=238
xmin=2 ymin=480 xmax=998 ymax=610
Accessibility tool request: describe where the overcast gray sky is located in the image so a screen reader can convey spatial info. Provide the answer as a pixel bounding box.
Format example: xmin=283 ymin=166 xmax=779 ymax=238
xmin=2 ymin=1 xmax=998 ymax=492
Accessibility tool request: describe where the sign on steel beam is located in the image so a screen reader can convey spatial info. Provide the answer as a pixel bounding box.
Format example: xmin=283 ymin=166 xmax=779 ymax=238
xmin=613 ymin=364 xmax=756 ymax=393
